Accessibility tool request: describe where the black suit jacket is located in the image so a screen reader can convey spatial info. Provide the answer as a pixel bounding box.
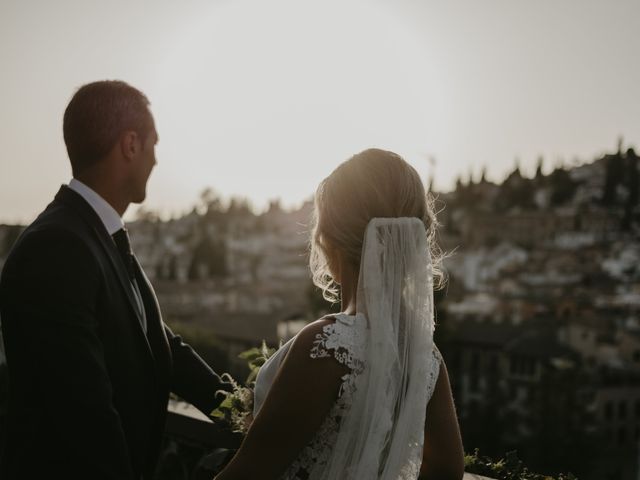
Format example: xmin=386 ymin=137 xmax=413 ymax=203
xmin=0 ymin=186 xmax=230 ymax=479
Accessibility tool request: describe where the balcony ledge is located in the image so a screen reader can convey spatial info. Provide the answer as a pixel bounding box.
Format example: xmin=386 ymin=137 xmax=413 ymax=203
xmin=166 ymin=401 xmax=496 ymax=480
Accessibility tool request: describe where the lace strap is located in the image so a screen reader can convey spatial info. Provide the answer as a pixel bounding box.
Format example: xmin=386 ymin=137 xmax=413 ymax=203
xmin=309 ymin=313 xmax=365 ymax=373
xmin=426 ymin=345 xmax=443 ymax=402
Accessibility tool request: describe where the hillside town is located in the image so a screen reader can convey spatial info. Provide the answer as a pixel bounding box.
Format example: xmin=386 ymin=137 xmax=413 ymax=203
xmin=0 ymin=145 xmax=638 ymax=479
xmin=434 ymin=145 xmax=640 ymax=479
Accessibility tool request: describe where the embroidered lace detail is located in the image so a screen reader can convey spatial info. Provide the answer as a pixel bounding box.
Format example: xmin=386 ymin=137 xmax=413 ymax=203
xmin=277 ymin=313 xmax=441 ymax=480
xmin=281 ymin=313 xmax=364 ymax=480
xmin=426 ymin=346 xmax=442 ymax=404
xmin=309 ymin=313 xmax=365 ymax=374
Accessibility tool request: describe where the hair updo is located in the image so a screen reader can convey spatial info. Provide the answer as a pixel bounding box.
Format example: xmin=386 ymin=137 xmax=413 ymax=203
xmin=309 ymin=148 xmax=447 ymax=302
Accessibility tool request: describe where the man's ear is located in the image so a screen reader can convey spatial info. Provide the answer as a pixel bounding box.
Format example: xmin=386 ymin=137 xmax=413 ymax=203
xmin=120 ymin=131 xmax=140 ymax=161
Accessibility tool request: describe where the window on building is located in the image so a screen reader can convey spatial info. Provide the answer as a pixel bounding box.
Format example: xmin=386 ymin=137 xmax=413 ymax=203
xmin=619 ymin=401 xmax=627 ymax=420
xmin=618 ymin=427 xmax=627 ymax=445
xmin=510 ymin=355 xmax=535 ymax=377
xmin=604 ymin=401 xmax=613 ymax=421
xmin=606 ymin=469 xmax=622 ymax=480
xmin=526 ymin=358 xmax=536 ymax=376
xmin=470 ymin=373 xmax=479 ymax=392
xmin=452 ymin=351 xmax=461 ymax=370
xmin=489 ymin=354 xmax=498 ymax=373
xmin=471 ymin=352 xmax=480 ymax=372
xmin=510 ymin=356 xmax=519 ymax=375
xmin=468 ymin=400 xmax=480 ymax=418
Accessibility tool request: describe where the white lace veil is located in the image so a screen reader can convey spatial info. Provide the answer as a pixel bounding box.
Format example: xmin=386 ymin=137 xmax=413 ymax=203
xmin=315 ymin=217 xmax=436 ymax=479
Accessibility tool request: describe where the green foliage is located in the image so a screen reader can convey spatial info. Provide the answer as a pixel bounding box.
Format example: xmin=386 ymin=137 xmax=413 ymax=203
xmin=210 ymin=341 xmax=278 ymax=434
xmin=602 ymin=153 xmax=625 ymax=206
xmin=188 ymin=235 xmax=227 ymax=279
xmin=491 ymin=168 xmax=536 ymax=212
xmin=238 ymin=341 xmax=278 ymax=385
xmin=210 ymin=374 xmax=254 ymax=434
xmin=464 ymin=450 xmax=578 ymax=480
xmin=548 ymin=168 xmax=578 ymax=206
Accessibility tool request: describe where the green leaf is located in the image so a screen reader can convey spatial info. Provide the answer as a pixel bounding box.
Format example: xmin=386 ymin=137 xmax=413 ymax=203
xmin=209 ymin=409 xmax=226 ymax=419
xmin=238 ymin=348 xmax=262 ymax=361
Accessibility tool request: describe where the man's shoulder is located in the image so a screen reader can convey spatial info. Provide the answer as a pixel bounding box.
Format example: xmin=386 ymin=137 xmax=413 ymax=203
xmin=0 ymin=206 xmax=103 ymax=302
xmin=19 ymin=204 xmax=88 ymax=246
xmin=4 ymin=197 xmax=99 ymax=271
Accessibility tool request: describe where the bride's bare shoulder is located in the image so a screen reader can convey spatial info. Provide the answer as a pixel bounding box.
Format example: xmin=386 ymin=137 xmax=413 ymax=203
xmin=291 ymin=316 xmax=337 ymax=347
xmin=283 ymin=316 xmax=348 ymax=373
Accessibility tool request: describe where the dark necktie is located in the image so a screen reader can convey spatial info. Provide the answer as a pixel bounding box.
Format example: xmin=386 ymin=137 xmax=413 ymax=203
xmin=112 ymin=228 xmax=136 ymax=281
xmin=112 ymin=228 xmax=147 ymax=332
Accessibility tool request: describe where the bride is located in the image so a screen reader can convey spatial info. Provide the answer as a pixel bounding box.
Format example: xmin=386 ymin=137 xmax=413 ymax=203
xmin=215 ymin=149 xmax=464 ymax=479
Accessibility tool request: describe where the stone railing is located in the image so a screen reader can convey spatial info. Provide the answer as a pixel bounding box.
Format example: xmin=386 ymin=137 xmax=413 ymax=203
xmin=157 ymin=401 xmax=242 ymax=479
xmin=162 ymin=401 xmax=495 ymax=480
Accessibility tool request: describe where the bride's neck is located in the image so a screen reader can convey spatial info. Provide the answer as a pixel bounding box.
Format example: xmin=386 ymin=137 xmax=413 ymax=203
xmin=339 ymin=263 xmax=358 ymax=315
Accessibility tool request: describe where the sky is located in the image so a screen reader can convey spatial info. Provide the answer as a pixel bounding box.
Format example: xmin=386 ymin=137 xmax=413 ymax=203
xmin=1 ymin=0 xmax=639 ymax=223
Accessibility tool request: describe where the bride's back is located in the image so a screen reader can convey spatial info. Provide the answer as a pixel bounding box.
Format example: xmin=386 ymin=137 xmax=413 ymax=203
xmin=216 ymin=149 xmax=464 ymax=480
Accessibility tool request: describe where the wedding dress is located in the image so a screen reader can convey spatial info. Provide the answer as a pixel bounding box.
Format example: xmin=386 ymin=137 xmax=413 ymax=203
xmin=253 ymin=218 xmax=441 ymax=479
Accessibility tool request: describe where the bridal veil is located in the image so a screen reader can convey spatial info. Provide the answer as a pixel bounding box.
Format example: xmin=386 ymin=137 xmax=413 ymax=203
xmin=316 ymin=217 xmax=436 ymax=479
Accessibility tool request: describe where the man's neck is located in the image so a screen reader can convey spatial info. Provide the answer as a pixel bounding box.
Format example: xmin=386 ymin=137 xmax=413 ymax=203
xmin=68 ymin=179 xmax=126 ymax=236
xmin=74 ymin=175 xmax=129 ymax=217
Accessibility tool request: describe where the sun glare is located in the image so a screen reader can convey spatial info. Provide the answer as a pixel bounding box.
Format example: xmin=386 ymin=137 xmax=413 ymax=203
xmin=147 ymin=0 xmax=443 ymax=216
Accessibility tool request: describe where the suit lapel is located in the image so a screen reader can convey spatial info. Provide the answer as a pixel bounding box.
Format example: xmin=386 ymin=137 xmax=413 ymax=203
xmin=54 ymin=186 xmax=154 ymax=357
xmin=133 ymin=256 xmax=172 ymax=388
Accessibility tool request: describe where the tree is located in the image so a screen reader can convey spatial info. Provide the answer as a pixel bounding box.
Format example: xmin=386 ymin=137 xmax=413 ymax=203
xmin=493 ymin=171 xmax=535 ymax=212
xmin=622 ymin=148 xmax=639 ymax=230
xmin=535 ymin=156 xmax=544 ymax=180
xmin=134 ymin=206 xmax=160 ymax=223
xmin=200 ymin=188 xmax=223 ymax=214
xmin=602 ymin=153 xmax=625 ymax=206
xmin=188 ymin=236 xmax=227 ymax=280
xmin=548 ymin=168 xmax=577 ymax=206
xmin=480 ymin=165 xmax=487 ymax=184
xmin=227 ymin=197 xmax=253 ymax=217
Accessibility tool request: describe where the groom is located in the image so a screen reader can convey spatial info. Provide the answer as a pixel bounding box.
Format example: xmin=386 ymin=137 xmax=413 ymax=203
xmin=0 ymin=81 xmax=231 ymax=479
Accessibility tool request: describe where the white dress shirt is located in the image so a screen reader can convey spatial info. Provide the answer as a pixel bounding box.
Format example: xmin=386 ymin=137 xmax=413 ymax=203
xmin=68 ymin=179 xmax=147 ymax=333
xmin=68 ymin=178 xmax=124 ymax=235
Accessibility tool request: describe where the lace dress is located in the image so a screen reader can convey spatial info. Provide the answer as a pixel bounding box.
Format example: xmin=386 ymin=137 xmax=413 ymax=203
xmin=253 ymin=313 xmax=442 ymax=480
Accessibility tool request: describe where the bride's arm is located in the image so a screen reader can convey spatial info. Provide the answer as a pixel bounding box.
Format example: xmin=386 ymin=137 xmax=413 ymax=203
xmin=215 ymin=319 xmax=349 ymax=480
xmin=419 ymin=359 xmax=465 ymax=480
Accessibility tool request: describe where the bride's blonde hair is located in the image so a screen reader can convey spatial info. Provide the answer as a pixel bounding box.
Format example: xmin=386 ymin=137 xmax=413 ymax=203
xmin=310 ymin=148 xmax=447 ymax=302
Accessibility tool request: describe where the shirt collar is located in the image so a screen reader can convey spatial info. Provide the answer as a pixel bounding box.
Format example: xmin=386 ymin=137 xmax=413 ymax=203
xmin=68 ymin=178 xmax=125 ymax=236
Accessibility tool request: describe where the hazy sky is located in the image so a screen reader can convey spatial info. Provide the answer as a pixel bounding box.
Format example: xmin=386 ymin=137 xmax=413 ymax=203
xmin=1 ymin=0 xmax=639 ymax=223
